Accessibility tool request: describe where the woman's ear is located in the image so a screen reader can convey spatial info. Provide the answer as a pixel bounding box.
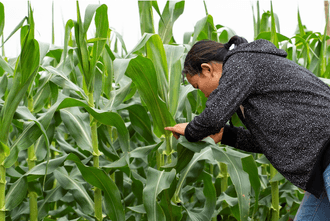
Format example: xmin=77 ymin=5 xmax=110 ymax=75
xmin=201 ymin=63 xmax=213 ymax=77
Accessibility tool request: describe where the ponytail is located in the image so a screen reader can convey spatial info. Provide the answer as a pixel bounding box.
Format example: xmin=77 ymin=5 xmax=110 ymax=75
xmin=224 ymin=35 xmax=248 ymax=50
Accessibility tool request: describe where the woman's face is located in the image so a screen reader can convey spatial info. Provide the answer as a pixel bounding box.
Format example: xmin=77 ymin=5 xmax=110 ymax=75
xmin=186 ymin=62 xmax=223 ymax=98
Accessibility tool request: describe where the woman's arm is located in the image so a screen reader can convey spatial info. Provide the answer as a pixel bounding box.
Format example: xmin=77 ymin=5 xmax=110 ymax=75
xmin=185 ymin=56 xmax=256 ymax=142
xmin=222 ymin=125 xmax=262 ymax=153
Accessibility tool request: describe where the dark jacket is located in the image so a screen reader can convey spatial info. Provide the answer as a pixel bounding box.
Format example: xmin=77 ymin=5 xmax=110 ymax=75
xmin=185 ymin=39 xmax=330 ymax=198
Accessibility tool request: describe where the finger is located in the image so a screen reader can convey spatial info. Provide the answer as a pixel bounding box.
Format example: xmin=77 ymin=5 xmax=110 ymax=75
xmin=165 ymin=128 xmax=180 ymax=134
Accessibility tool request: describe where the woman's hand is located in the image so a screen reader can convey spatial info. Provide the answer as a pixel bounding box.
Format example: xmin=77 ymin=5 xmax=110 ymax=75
xmin=164 ymin=123 xmax=188 ymax=139
xmin=165 ymin=123 xmax=224 ymax=144
xmin=209 ymin=128 xmax=224 ymax=144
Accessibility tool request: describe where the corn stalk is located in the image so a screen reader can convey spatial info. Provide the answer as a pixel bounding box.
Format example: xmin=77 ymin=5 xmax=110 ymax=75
xmin=269 ymin=2 xmax=280 ymax=220
xmin=27 ymin=98 xmax=38 ymax=221
xmin=0 ymin=30 xmax=40 ymax=221
xmin=25 ymin=4 xmax=39 ymax=220
xmin=73 ymin=2 xmax=109 ymax=220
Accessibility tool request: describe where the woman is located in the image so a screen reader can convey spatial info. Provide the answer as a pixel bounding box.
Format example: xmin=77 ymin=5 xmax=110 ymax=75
xmin=165 ymin=36 xmax=330 ymax=220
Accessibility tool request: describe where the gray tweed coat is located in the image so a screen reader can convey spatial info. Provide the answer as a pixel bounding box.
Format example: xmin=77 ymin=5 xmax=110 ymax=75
xmin=185 ymin=39 xmax=330 ymax=198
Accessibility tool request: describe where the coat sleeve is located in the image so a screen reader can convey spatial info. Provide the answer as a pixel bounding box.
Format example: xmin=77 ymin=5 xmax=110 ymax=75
xmin=184 ymin=55 xmax=256 ymax=142
xmin=221 ymin=125 xmax=263 ymax=154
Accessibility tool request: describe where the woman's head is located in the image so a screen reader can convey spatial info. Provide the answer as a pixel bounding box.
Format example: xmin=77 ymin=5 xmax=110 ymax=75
xmin=182 ymin=35 xmax=247 ymax=97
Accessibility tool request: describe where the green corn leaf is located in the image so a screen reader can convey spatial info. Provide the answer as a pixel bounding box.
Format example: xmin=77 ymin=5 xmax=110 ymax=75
xmin=54 ymin=167 xmax=94 ymax=215
xmin=38 ymin=185 xmax=67 ymax=220
xmin=27 ymin=2 xmax=34 ymax=40
xmin=212 ymin=146 xmax=251 ymax=221
xmin=138 ymin=1 xmax=155 ymax=35
xmin=0 ymin=75 xmax=7 ymax=99
xmin=128 ymin=33 xmax=169 ymax=103
xmin=97 ymin=128 xmax=119 ymax=161
xmin=109 ymin=28 xmax=127 ymax=55
xmin=5 ymin=93 xmax=129 ymax=167
xmin=158 ymin=0 xmax=185 ymax=44
xmin=241 ymin=155 xmax=261 ymax=219
xmin=269 ymin=171 xmax=285 ymax=182
xmin=256 ymin=0 xmax=261 ymax=36
xmin=174 ymin=146 xmax=215 ymax=202
xmin=113 ymin=58 xmax=130 ymax=84
xmin=256 ymin=32 xmax=289 ymax=42
xmin=0 ymin=3 xmax=3 ymax=38
xmin=297 ymin=9 xmax=305 ymax=36
xmin=33 ymin=82 xmax=51 ymax=113
xmin=93 ymin=64 xmax=103 ymax=108
xmin=44 ymin=66 xmax=89 ymax=101
xmin=128 ymin=204 xmax=146 ymax=214
xmin=178 ymin=136 xmax=211 ymax=152
xmin=169 ymin=143 xmax=194 ymax=173
xmin=5 ymin=176 xmax=28 ymax=210
xmin=125 ymin=55 xmax=175 ymax=137
xmin=101 ymin=153 xmax=128 ymax=170
xmin=27 ymin=154 xmax=68 ymax=177
xmin=127 ymin=104 xmax=155 ymax=145
xmin=159 ymin=190 xmax=183 ymax=221
xmin=0 ymin=141 xmax=10 ymax=164
xmin=20 ymin=25 xmax=30 ymax=49
xmin=57 ymin=97 xmax=130 ymax=152
xmin=60 ymin=107 xmax=93 ymax=153
xmin=292 ymin=35 xmax=311 ymax=68
xmin=260 ymin=11 xmax=271 ymax=33
xmin=274 ymin=13 xmax=281 ymax=34
xmin=35 ymin=121 xmax=55 ymax=161
xmin=129 ymin=142 xmax=163 ymax=164
xmin=67 ymin=153 xmax=125 ymax=221
xmin=55 ymin=132 xmax=87 ymax=158
xmin=165 ymin=45 xmax=184 ymax=117
xmin=152 ymin=1 xmax=162 ymax=18
xmin=145 ymin=34 xmax=168 ymax=103
xmin=128 ymin=33 xmax=155 ymax=55
xmin=61 ymin=19 xmax=74 ymax=65
xmin=218 ymin=27 xmax=236 ymax=43
xmin=103 ymin=78 xmax=132 ymax=111
xmin=74 ymin=2 xmax=90 ymax=92
xmin=5 ymin=154 xmax=69 ymax=210
xmin=0 ymin=16 xmax=27 ymax=48
xmin=102 ymin=45 xmax=114 ymax=99
xmin=252 ymin=3 xmax=257 ymax=39
xmin=83 ymin=4 xmax=101 ymax=34
xmin=175 ymin=84 xmax=195 ymax=119
xmin=89 ymin=4 xmax=109 ymax=92
xmin=320 ymin=19 xmax=328 ymax=77
xmin=183 ymin=31 xmax=193 ymax=44
xmin=131 ymin=173 xmax=144 ymax=203
xmin=4 ymin=95 xmax=63 ymax=168
xmin=203 ymin=0 xmax=208 ymax=15
xmin=143 ymin=168 xmax=176 ymax=221
xmin=0 ymin=56 xmax=13 ymax=74
xmin=0 ymin=39 xmax=40 ymax=143
xmin=270 ymin=2 xmax=278 ymax=48
xmin=184 ymin=171 xmax=216 ymax=221
xmin=5 ymin=106 xmax=51 ymax=173
xmin=192 ymin=14 xmax=217 ymax=43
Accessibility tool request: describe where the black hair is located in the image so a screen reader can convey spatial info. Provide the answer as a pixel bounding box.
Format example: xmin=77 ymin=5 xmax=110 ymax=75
xmin=182 ymin=35 xmax=248 ymax=83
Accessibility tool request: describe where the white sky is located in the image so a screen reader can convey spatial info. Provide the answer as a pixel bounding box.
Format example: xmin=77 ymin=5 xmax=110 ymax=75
xmin=0 ymin=0 xmax=326 ymax=58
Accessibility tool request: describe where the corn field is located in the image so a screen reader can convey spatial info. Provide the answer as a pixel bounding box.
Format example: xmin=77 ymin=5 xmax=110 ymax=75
xmin=1 ymin=1 xmax=330 ymax=221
